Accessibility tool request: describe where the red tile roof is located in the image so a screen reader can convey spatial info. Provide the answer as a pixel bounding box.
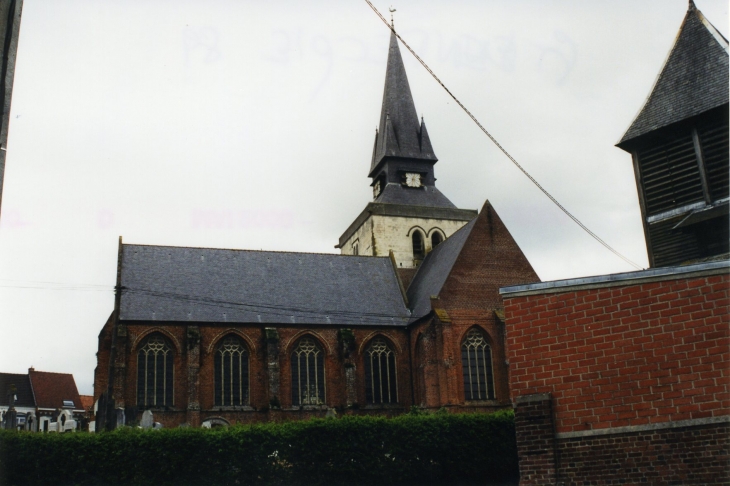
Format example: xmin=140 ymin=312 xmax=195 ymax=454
xmin=79 ymin=395 xmax=94 ymax=412
xmin=28 ymin=370 xmax=82 ymax=410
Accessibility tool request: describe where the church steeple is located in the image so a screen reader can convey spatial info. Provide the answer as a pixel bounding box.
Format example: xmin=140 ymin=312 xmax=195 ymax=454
xmin=337 ymin=28 xmax=477 ymax=267
xmin=369 ymin=30 xmax=437 ymax=178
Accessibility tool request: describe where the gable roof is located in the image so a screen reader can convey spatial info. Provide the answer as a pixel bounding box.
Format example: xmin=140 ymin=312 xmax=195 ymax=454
xmin=27 ymin=370 xmax=82 ymax=410
xmin=618 ymin=3 xmax=729 ymax=145
xmin=119 ymin=244 xmax=411 ymax=326
xmin=0 ymin=373 xmax=35 ymax=408
xmin=407 ymin=218 xmax=477 ymax=319
xmin=407 ymin=200 xmax=539 ymax=319
xmin=369 ymin=30 xmax=437 ymax=176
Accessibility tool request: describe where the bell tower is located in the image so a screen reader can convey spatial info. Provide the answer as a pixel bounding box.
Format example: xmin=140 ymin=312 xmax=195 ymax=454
xmin=337 ymin=30 xmax=476 ymax=269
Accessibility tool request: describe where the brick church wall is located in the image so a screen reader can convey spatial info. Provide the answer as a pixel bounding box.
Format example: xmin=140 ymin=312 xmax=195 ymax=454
xmin=97 ymin=322 xmax=416 ymax=427
xmin=502 ymin=263 xmax=730 ymax=484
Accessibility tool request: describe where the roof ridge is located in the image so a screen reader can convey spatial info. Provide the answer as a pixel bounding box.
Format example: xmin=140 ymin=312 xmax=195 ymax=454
xmin=122 ymin=243 xmax=392 ymax=259
xmin=695 ymin=6 xmax=729 ymax=52
xmin=29 ymin=370 xmax=74 ymax=376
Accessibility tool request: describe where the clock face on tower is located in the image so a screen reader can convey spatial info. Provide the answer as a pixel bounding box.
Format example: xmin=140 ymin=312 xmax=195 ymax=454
xmin=404 ymin=172 xmax=422 ymax=188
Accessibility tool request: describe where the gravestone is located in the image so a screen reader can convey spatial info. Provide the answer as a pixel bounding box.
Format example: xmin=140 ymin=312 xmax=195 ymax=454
xmin=115 ymin=408 xmax=125 ymax=428
xmin=140 ymin=410 xmax=154 ymax=429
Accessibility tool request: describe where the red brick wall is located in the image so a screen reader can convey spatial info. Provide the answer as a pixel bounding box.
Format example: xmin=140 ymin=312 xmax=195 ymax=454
xmin=557 ymin=422 xmax=730 ymax=485
xmin=504 ymin=269 xmax=730 ymax=484
xmin=407 ymin=200 xmax=540 ymax=411
xmin=505 ymin=273 xmax=729 ymax=434
xmin=92 ymin=312 xmax=114 ymax=403
xmin=100 ymin=323 xmax=416 ymax=427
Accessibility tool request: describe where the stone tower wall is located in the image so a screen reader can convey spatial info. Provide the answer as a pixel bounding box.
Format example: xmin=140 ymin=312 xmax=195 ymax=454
xmin=341 ymin=214 xmax=469 ymax=268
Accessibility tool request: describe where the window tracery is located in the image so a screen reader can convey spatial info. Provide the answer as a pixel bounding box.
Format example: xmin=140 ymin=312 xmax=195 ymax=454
xmin=215 ymin=335 xmax=249 ymax=406
xmin=291 ymin=337 xmax=325 ymax=406
xmin=137 ymin=334 xmax=174 ymax=407
xmin=461 ymin=328 xmax=495 ymax=401
xmin=365 ymin=338 xmax=398 ymax=404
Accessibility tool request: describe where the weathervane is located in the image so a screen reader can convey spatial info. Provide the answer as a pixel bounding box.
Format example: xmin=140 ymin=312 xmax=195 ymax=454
xmin=389 ymin=6 xmax=396 ymax=27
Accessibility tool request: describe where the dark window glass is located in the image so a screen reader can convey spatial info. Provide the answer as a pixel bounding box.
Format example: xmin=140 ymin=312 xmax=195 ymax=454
xmin=461 ymin=329 xmax=494 ymax=401
xmin=137 ymin=335 xmax=174 ymax=407
xmin=364 ymin=338 xmax=398 ymax=404
xmin=412 ymin=231 xmax=425 ymax=261
xmin=431 ymin=232 xmax=443 ymax=248
xmin=214 ymin=336 xmax=249 ymax=406
xmin=291 ymin=337 xmax=325 ymax=406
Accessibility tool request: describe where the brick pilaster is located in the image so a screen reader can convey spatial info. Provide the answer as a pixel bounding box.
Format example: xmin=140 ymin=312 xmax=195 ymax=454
xmin=186 ymin=325 xmax=201 ymax=426
xmin=514 ymin=393 xmax=557 ymax=485
xmin=265 ymin=328 xmax=281 ymax=408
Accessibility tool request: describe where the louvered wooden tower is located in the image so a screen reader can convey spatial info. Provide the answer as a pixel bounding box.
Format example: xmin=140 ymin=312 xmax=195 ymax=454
xmin=617 ymin=1 xmax=729 ymax=267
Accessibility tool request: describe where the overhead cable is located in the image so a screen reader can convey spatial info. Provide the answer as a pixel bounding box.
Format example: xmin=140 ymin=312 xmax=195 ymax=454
xmin=364 ymin=0 xmax=643 ymax=271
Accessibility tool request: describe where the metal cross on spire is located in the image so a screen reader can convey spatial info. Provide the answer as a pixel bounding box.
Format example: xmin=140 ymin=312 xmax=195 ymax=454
xmin=389 ymin=6 xmax=396 ymax=27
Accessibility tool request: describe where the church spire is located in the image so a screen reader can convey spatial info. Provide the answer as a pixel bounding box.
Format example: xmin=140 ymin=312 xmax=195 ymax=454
xmin=369 ymin=30 xmax=437 ymax=177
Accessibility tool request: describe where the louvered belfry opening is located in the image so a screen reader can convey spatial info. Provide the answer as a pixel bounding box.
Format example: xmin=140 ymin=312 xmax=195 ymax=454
xmin=291 ymin=337 xmax=325 ymax=406
xmin=137 ymin=334 xmax=174 ymax=408
xmin=636 ymin=111 xmax=730 ymax=267
xmin=698 ymin=117 xmax=729 ymax=201
xmin=214 ymin=335 xmax=249 ymax=407
xmin=637 ymin=132 xmax=704 ymax=216
xmin=364 ymin=338 xmax=398 ymax=404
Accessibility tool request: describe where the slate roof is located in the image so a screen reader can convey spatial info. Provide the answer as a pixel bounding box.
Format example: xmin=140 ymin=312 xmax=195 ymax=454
xmin=28 ymin=370 xmax=82 ymax=410
xmin=619 ymin=3 xmax=729 ymax=145
xmin=119 ymin=245 xmax=412 ymax=326
xmin=369 ymin=30 xmax=437 ymax=176
xmin=374 ymin=183 xmax=457 ymax=208
xmin=406 ymin=218 xmax=477 ymax=319
xmin=0 ymin=373 xmax=35 ymax=408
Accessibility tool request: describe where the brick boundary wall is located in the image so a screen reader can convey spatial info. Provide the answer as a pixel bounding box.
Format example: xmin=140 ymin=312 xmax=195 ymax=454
xmin=501 ymin=262 xmax=730 ymax=485
xmin=556 ymin=419 xmax=730 ymax=485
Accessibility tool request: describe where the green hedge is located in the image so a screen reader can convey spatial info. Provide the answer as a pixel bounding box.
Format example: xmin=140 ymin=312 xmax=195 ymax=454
xmin=0 ymin=411 xmax=517 ymax=486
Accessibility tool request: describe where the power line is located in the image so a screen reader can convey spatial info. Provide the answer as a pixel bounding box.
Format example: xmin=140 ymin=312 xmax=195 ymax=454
xmin=124 ymin=287 xmax=412 ymax=322
xmin=364 ymin=0 xmax=643 ymax=271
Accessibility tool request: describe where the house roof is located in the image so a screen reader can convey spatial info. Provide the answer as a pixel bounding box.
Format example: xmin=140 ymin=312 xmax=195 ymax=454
xmin=0 ymin=373 xmax=35 ymax=408
xmin=369 ymin=30 xmax=437 ymax=177
xmin=119 ymin=244 xmax=412 ymax=326
xmin=28 ymin=370 xmax=82 ymax=410
xmin=407 ymin=218 xmax=477 ymax=319
xmin=79 ymin=395 xmax=94 ymax=411
xmin=618 ymin=2 xmax=729 ymax=145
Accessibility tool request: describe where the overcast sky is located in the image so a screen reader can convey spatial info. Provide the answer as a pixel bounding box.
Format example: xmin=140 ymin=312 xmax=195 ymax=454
xmin=0 ymin=0 xmax=727 ymax=395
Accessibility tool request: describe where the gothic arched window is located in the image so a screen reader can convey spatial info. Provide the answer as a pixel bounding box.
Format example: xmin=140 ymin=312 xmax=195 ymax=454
xmin=364 ymin=338 xmax=398 ymax=404
xmin=431 ymin=231 xmax=443 ymax=248
xmin=214 ymin=335 xmax=249 ymax=406
xmin=137 ymin=334 xmax=174 ymax=407
xmin=291 ymin=337 xmax=325 ymax=406
xmin=412 ymin=231 xmax=425 ymax=261
xmin=461 ymin=328 xmax=495 ymax=401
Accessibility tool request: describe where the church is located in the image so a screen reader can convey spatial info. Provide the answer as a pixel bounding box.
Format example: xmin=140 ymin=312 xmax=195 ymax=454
xmin=93 ymin=28 xmax=538 ymax=429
